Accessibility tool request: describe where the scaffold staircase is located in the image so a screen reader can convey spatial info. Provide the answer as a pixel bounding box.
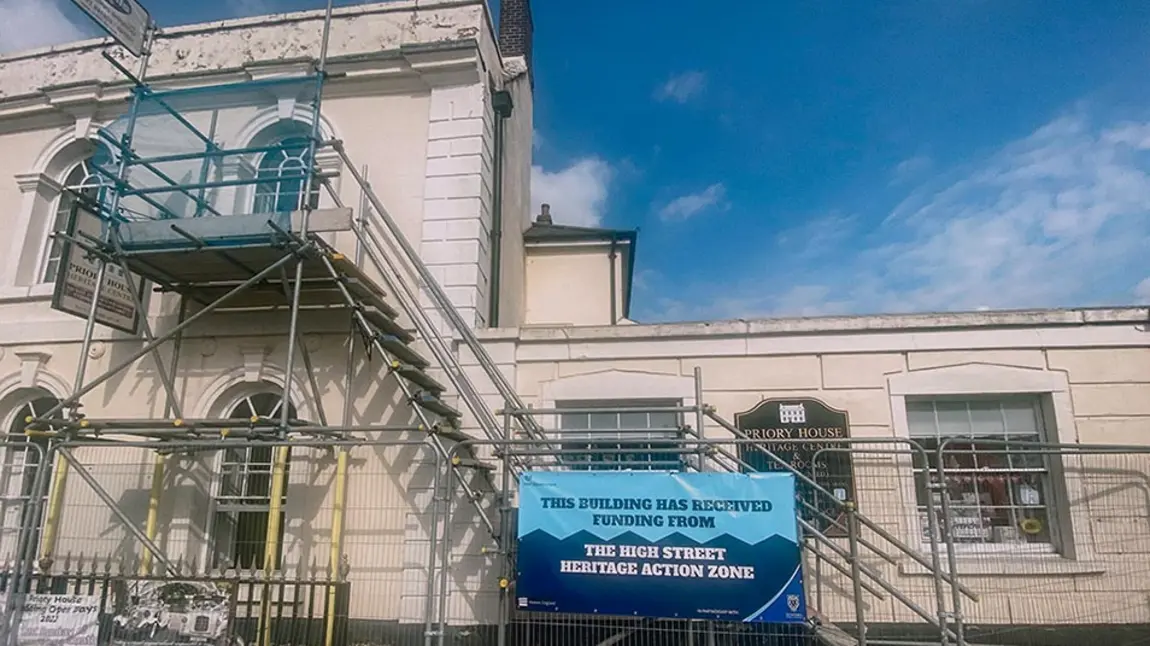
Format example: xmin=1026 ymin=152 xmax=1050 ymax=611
xmin=107 ymin=210 xmax=510 ymax=536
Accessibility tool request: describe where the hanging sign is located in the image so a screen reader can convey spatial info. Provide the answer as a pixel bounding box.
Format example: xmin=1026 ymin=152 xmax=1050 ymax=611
xmin=735 ymin=398 xmax=856 ymax=537
xmin=70 ymin=0 xmax=151 ymax=56
xmin=51 ymin=198 xmax=145 ymax=335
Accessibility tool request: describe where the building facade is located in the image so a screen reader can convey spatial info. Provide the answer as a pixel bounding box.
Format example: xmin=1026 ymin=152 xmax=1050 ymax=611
xmin=0 ymin=1 xmax=1147 ymax=644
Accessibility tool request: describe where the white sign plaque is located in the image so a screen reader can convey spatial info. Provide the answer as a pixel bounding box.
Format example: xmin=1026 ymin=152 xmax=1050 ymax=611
xmin=16 ymin=594 xmax=100 ymax=646
xmin=51 ymin=200 xmax=144 ymax=334
xmin=70 ymin=0 xmax=151 ymax=56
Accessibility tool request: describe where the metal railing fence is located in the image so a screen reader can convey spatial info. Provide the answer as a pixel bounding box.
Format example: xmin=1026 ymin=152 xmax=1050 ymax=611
xmin=0 ymin=433 xmax=1145 ymax=646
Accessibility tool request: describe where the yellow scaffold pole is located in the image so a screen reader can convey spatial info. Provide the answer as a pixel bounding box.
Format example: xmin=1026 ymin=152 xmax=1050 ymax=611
xmin=139 ymin=453 xmax=166 ymax=575
xmin=37 ymin=448 xmax=70 ymax=570
xmin=324 ymin=448 xmax=349 ymax=646
xmin=260 ymin=444 xmax=290 ymax=646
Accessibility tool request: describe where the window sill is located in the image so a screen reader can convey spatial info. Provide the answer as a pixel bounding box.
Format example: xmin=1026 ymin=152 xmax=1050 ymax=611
xmin=899 ymin=555 xmax=1106 ymax=577
xmin=0 ymin=284 xmax=54 ymax=302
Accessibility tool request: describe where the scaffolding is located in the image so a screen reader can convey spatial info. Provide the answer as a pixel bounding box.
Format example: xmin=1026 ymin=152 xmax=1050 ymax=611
xmin=5 ymin=4 xmax=548 ymax=645
xmin=0 ymin=5 xmax=1029 ymax=646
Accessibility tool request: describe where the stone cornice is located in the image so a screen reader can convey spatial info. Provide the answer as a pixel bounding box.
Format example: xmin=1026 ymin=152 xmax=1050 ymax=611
xmin=0 ymin=1 xmax=496 ymax=100
xmin=43 ymin=82 xmax=104 ymax=110
xmin=0 ymin=42 xmax=484 ymax=123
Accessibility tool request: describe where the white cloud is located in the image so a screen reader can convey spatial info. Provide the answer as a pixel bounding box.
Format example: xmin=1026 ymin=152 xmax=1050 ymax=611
xmin=775 ymin=213 xmax=857 ymax=259
xmin=891 ymin=154 xmax=933 ymax=184
xmin=1135 ymin=277 xmax=1150 ymax=302
xmin=643 ymin=110 xmax=1150 ymax=321
xmin=657 ymin=183 xmax=727 ymax=221
xmin=655 ymin=71 xmax=707 ymax=104
xmin=531 ymin=158 xmax=613 ymax=227
xmin=0 ymin=0 xmax=86 ymax=55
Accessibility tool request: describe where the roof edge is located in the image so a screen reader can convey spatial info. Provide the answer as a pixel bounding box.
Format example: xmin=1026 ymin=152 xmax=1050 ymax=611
xmin=0 ymin=0 xmax=487 ymax=63
xmin=477 ymin=306 xmax=1150 ymax=342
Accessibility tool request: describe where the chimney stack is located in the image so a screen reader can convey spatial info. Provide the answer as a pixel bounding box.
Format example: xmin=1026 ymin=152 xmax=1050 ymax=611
xmin=499 ymin=0 xmax=534 ymax=78
xmin=536 ymin=203 xmax=552 ymax=224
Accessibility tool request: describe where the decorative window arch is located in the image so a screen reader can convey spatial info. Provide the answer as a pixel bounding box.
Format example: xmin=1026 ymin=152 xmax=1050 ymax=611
xmin=209 ymin=387 xmax=298 ymax=570
xmin=0 ymin=388 xmax=64 ymax=561
xmin=249 ymin=121 xmax=319 ymax=215
xmin=6 ymin=135 xmax=115 ymax=290
xmin=40 ymin=144 xmax=115 ymax=283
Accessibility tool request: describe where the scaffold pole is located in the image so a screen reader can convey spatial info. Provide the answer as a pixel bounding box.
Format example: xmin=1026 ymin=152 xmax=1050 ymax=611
xmin=33 ymin=249 xmax=304 ymax=424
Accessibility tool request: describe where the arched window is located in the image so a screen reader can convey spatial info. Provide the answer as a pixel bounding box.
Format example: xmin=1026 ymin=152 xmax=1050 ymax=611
xmin=2 ymin=392 xmax=63 ymax=560
xmin=41 ymin=144 xmax=114 ymax=283
xmin=211 ymin=391 xmax=297 ymax=570
xmin=252 ymin=134 xmax=319 ymax=215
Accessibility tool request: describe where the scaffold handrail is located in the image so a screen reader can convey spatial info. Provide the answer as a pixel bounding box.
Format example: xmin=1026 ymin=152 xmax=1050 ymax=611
xmin=328 ymin=143 xmax=553 ymax=447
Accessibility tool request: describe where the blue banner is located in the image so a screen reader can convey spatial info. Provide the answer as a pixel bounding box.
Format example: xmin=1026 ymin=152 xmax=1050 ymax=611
xmin=516 ymin=471 xmax=807 ymax=623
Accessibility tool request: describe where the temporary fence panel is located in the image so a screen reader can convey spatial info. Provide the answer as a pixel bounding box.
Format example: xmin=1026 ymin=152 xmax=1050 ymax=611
xmin=930 ymin=442 xmax=1150 ymax=644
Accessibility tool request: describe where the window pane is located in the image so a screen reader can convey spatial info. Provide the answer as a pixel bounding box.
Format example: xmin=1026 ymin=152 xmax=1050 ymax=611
xmin=968 ymin=401 xmax=1006 ymax=436
xmin=588 ymin=412 xmax=617 ymax=430
xmin=910 ymin=396 xmax=1054 ymax=549
xmin=935 ymin=401 xmax=970 ymax=436
xmin=618 ymin=412 xmax=648 ymax=430
xmin=557 ymin=399 xmax=684 ymax=472
xmin=1003 ymin=401 xmax=1039 ymax=434
xmin=906 ymin=401 xmax=937 ymax=437
xmin=560 ymin=413 xmax=588 ymax=430
xmin=647 ymin=411 xmax=679 ymax=430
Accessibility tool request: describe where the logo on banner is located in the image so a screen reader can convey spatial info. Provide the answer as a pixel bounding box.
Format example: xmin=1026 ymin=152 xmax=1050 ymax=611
xmin=778 ymin=403 xmax=806 ymax=424
xmin=787 ymin=594 xmax=801 ymax=612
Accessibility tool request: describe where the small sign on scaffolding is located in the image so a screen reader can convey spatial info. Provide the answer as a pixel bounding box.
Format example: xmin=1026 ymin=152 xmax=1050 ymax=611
xmin=51 ymin=198 xmax=145 ymax=335
xmin=70 ymin=0 xmax=152 ymax=57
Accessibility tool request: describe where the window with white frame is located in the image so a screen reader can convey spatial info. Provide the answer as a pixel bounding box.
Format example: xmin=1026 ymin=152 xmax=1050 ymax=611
xmin=42 ymin=145 xmax=114 ymax=283
xmin=2 ymin=394 xmax=62 ymax=558
xmin=211 ymin=392 xmax=295 ymax=569
xmin=252 ymin=135 xmax=319 ymax=214
xmin=907 ymin=396 xmax=1056 ymax=550
xmin=557 ymin=399 xmax=685 ymax=471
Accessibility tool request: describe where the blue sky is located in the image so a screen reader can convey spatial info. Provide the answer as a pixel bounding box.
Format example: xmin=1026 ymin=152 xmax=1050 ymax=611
xmin=4 ymin=0 xmax=1150 ymax=322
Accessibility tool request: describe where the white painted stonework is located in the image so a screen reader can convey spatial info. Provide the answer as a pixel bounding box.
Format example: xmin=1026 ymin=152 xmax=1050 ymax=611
xmin=0 ymin=0 xmax=1148 ymax=636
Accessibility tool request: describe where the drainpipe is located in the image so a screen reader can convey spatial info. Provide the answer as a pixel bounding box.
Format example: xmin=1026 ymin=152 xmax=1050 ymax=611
xmin=608 ymin=235 xmax=618 ymax=325
xmin=488 ymin=89 xmax=514 ymax=327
